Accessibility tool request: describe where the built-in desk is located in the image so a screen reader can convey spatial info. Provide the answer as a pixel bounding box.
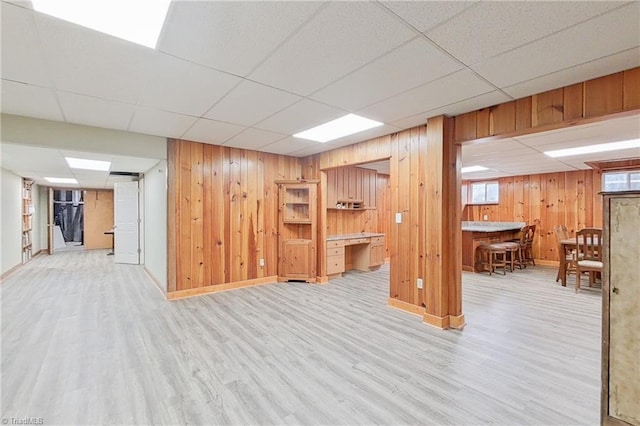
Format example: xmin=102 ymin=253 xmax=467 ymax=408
xmin=461 ymin=221 xmax=525 ymax=272
xmin=326 ymin=233 xmax=385 ymax=278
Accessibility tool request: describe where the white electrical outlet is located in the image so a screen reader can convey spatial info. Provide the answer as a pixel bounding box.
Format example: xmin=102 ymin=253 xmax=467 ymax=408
xmin=483 ymin=214 xmax=488 ymax=221
xmin=259 ymin=258 xmax=265 ymax=267
xmin=395 ymin=212 xmax=402 ymax=224
xmin=417 ymin=278 xmax=423 ymax=289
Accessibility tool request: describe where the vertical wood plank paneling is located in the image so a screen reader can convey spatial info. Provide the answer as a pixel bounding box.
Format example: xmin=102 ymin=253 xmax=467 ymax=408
xmin=515 ymin=97 xmax=532 ymax=131
xmin=489 ymin=101 xmax=516 ymax=135
xmin=409 ymin=126 xmax=420 ymax=308
xmin=563 ymin=83 xmax=584 ymax=120
xmin=396 ymin=131 xmax=412 ymax=303
xmin=167 ymin=140 xmax=302 ymax=293
xmin=454 ymin=111 xmax=476 ymax=141
xmin=389 ymin=133 xmax=400 ymax=299
xmin=476 ymin=108 xmax=490 ymax=138
xmin=584 ymin=73 xmax=624 ymax=117
xmin=623 ymin=68 xmax=640 ymax=110
xmin=532 ymin=88 xmax=564 ymax=127
xmin=190 ymin=142 xmax=205 ymax=287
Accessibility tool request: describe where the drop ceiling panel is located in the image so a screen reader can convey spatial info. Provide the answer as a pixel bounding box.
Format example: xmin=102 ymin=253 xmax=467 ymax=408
xmin=128 ymin=107 xmax=197 ymax=139
xmin=419 ymin=90 xmax=512 ymax=122
xmin=223 ymin=128 xmax=287 ymax=151
xmin=35 ymin=11 xmax=156 ymax=104
xmin=158 ymin=1 xmax=324 ymax=76
xmin=310 ymin=37 xmax=463 ymax=111
xmin=249 ymin=1 xmax=416 ymax=95
xmin=380 ymin=1 xmax=478 ymax=32
xmin=427 ymin=1 xmax=626 ymax=66
xmin=1 ymin=80 xmax=63 ymax=121
xmin=254 ymin=99 xmax=345 ymax=135
xmin=1 ymin=144 xmax=66 ymax=173
xmin=0 ymin=2 xmax=50 ymax=85
xmin=286 ymin=141 xmax=343 ymax=158
xmin=471 ymin=2 xmax=640 ymax=88
xmin=181 ymin=118 xmax=245 ymax=146
xmin=322 ymin=124 xmax=401 ymax=148
xmin=137 ymin=54 xmax=241 ymax=116
xmin=360 ymin=70 xmax=495 ymax=123
xmin=57 ymin=92 xmax=135 ymax=131
xmin=502 ymin=47 xmax=640 ymax=99
xmin=205 ymin=80 xmax=302 ymax=126
xmin=259 ymin=137 xmax=320 ymax=156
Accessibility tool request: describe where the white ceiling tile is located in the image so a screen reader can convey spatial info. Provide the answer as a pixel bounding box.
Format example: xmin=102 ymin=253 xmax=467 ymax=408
xmin=322 ymin=124 xmax=402 ymax=148
xmin=223 ymin=128 xmax=287 ymax=151
xmin=285 ymin=142 xmax=343 ymax=158
xmin=502 ymin=47 xmax=640 ymax=99
xmin=249 ymin=2 xmax=416 ymax=95
xmin=427 ymin=1 xmax=627 ymax=66
xmin=380 ymin=1 xmax=478 ymax=32
xmin=471 ymin=2 xmax=640 ymax=88
xmin=0 ymin=2 xmax=50 ymax=86
xmin=254 ymin=99 xmax=346 ymax=135
xmin=390 ymin=114 xmax=428 ymax=131
xmin=181 ymin=118 xmax=245 ymax=145
xmin=158 ymin=1 xmax=324 ymax=76
xmin=35 ymin=11 xmax=156 ymax=104
xmin=1 ymin=80 xmax=64 ymax=121
xmin=360 ymin=70 xmax=496 ymax=123
xmin=258 ymin=136 xmax=319 ymax=156
xmin=137 ymin=54 xmax=240 ymax=116
xmin=205 ymin=80 xmax=302 ymax=126
xmin=128 ymin=107 xmax=197 ymax=139
xmin=422 ymin=90 xmax=512 ymax=120
xmin=57 ymin=92 xmax=135 ymax=131
xmin=310 ymin=37 xmax=463 ymax=111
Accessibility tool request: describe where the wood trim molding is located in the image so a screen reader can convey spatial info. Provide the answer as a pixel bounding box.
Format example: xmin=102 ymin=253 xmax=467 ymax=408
xmin=422 ymin=312 xmax=450 ymax=329
xmin=167 ymin=275 xmax=277 ymax=300
xmin=448 ymin=314 xmax=466 ymax=330
xmin=144 ymin=266 xmax=166 ymax=296
xmin=0 ymin=263 xmax=23 ymax=281
xmin=387 ymin=297 xmax=425 ymax=316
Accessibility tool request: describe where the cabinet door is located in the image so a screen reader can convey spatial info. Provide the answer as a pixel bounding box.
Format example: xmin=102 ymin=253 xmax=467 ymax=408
xmin=279 ymin=239 xmax=314 ymax=279
xmin=607 ymin=196 xmax=640 ymax=425
xmin=369 ymin=243 xmax=385 ymax=267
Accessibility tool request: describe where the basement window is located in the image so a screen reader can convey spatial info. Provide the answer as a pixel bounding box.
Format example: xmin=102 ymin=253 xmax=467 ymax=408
xmin=468 ymin=181 xmax=499 ymax=205
xmin=602 ymin=170 xmax=640 ymax=192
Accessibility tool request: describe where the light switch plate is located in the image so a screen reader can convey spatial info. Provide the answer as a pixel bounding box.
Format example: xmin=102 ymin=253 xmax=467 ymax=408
xmin=417 ymin=278 xmax=423 ymax=289
xmin=395 ymin=212 xmax=402 ymax=224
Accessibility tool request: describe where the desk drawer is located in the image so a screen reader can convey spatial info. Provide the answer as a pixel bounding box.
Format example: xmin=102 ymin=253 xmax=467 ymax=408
xmin=327 ymin=247 xmax=345 ymax=257
xmin=346 ymin=238 xmax=369 ymax=245
xmin=327 ymin=240 xmax=345 ymax=248
xmin=370 ymin=236 xmax=385 ymax=244
xmin=326 ymin=254 xmax=345 ymax=275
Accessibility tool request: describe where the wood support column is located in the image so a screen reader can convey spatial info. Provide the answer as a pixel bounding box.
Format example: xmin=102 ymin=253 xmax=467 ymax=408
xmin=422 ymin=115 xmax=464 ymax=329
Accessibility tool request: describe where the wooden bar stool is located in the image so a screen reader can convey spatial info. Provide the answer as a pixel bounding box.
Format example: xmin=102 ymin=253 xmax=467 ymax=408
xmin=477 ymin=243 xmax=507 ymax=275
xmin=494 ymin=241 xmax=521 ymax=272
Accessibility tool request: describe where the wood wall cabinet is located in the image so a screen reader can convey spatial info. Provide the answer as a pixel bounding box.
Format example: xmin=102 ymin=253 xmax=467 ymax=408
xmin=276 ymin=180 xmax=318 ymax=282
xmin=601 ymin=191 xmax=640 ymax=426
xmin=22 ymin=179 xmax=34 ymax=263
xmin=327 ymin=166 xmax=377 ymax=209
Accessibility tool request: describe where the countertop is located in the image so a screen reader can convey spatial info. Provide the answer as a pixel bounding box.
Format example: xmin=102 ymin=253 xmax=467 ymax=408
xmin=327 ymin=232 xmax=385 ymax=241
xmin=461 ymin=221 xmax=525 ymax=233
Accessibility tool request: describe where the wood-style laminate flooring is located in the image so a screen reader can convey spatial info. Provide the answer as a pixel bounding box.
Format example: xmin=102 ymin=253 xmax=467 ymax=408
xmin=1 ymin=250 xmax=601 ymax=425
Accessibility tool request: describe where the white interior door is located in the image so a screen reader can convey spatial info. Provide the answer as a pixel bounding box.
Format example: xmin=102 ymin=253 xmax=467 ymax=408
xmin=114 ymin=181 xmax=139 ymax=264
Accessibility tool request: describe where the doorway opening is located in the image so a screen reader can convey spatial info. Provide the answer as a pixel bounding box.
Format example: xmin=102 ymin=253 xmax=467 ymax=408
xmin=52 ymin=189 xmax=84 ymax=252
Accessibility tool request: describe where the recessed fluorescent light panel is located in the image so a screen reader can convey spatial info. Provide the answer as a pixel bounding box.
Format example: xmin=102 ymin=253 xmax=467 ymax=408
xmin=45 ymin=177 xmax=79 ymax=184
xmin=461 ymin=166 xmax=489 ymax=173
xmin=31 ymin=0 xmax=171 ymax=49
xmin=293 ymin=114 xmax=384 ymax=143
xmin=544 ymin=139 xmax=640 ymax=158
xmin=66 ymin=157 xmax=111 ymax=171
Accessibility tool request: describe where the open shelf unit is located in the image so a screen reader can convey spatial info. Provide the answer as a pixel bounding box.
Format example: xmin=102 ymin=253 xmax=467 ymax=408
xmin=329 ymin=200 xmax=365 ymax=210
xmin=22 ymin=179 xmax=34 ymax=263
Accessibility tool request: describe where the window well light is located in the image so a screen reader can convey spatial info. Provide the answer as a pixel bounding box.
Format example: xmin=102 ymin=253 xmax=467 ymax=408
xmin=293 ymin=114 xmax=384 ymax=143
xmin=31 ymin=0 xmax=171 ymax=49
xmin=461 ymin=166 xmax=489 ymax=173
xmin=45 ymin=177 xmax=79 ymax=184
xmin=544 ymin=139 xmax=640 ymax=158
xmin=66 ymin=157 xmax=111 ymax=171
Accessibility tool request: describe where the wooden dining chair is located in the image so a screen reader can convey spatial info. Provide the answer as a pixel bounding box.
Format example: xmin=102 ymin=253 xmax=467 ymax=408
xmin=575 ymin=228 xmax=603 ymax=292
xmin=518 ymin=224 xmax=536 ymax=267
xmin=553 ymin=225 xmax=576 ymax=283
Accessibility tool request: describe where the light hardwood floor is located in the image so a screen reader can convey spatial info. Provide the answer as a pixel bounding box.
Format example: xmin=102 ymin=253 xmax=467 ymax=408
xmin=1 ymin=250 xmax=601 ymax=425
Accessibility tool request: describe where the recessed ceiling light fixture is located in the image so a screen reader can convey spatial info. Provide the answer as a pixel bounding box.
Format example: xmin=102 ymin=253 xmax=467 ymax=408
xmin=65 ymin=157 xmax=111 ymax=171
xmin=293 ymin=114 xmax=384 ymax=143
xmin=461 ymin=166 xmax=489 ymax=173
xmin=31 ymin=0 xmax=171 ymax=49
xmin=45 ymin=177 xmax=79 ymax=184
xmin=544 ymin=139 xmax=640 ymax=158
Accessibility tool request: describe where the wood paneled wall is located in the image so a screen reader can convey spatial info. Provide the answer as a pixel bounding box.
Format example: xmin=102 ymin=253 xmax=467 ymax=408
xmin=463 ymin=169 xmax=603 ymax=263
xmin=167 ymin=139 xmax=302 ymax=293
xmin=455 ymin=67 xmax=640 ymax=143
xmin=84 ymin=190 xmax=113 ymax=249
